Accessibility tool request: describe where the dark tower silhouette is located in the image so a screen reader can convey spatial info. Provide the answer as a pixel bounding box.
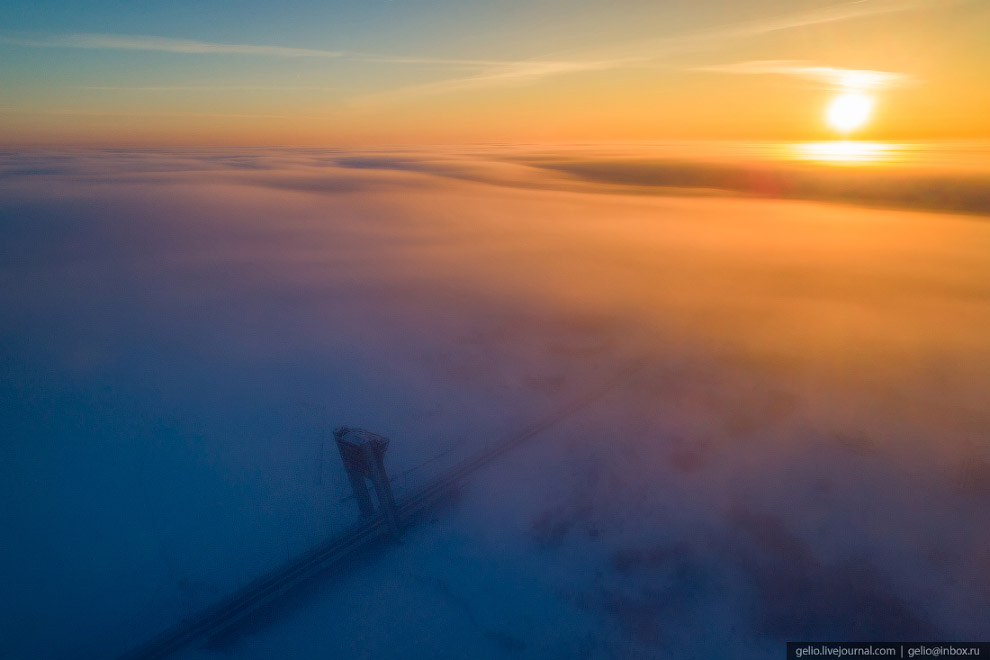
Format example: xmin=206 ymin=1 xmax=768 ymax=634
xmin=333 ymin=427 xmax=401 ymax=536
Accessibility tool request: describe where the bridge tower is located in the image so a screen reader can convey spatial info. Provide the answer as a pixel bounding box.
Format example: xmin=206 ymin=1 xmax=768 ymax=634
xmin=333 ymin=427 xmax=401 ymax=536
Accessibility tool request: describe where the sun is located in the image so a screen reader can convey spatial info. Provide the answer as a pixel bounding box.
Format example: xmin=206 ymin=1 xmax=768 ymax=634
xmin=826 ymin=92 xmax=873 ymax=133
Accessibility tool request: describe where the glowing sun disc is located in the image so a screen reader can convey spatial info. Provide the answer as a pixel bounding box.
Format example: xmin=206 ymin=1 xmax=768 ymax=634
xmin=827 ymin=92 xmax=873 ymax=133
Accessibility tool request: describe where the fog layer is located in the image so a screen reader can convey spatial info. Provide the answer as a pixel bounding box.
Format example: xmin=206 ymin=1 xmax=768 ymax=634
xmin=1 ymin=145 xmax=987 ymax=659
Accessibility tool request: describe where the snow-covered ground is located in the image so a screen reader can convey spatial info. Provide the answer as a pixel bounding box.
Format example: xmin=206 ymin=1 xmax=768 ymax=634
xmin=1 ymin=145 xmax=988 ymax=659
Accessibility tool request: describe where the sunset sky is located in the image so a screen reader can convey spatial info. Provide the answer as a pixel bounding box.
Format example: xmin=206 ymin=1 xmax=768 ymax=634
xmin=3 ymin=3 xmax=990 ymax=659
xmin=1 ymin=0 xmax=988 ymax=145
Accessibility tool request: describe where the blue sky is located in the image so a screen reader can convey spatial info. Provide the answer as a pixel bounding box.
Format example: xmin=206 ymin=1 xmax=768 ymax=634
xmin=1 ymin=0 xmax=987 ymax=144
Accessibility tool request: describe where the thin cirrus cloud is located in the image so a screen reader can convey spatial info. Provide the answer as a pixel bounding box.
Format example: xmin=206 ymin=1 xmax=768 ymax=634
xmin=0 ymin=0 xmax=940 ymax=104
xmin=694 ymin=60 xmax=916 ymax=90
xmin=1 ymin=31 xmax=628 ymax=100
xmin=0 ymin=32 xmax=567 ymax=70
xmin=684 ymin=0 xmax=937 ymax=44
xmin=0 ymin=106 xmax=336 ymax=120
xmin=73 ymin=85 xmax=340 ymax=92
xmin=347 ymin=58 xmax=635 ymax=106
xmin=0 ymin=33 xmax=347 ymax=57
xmin=349 ymin=0 xmax=936 ymax=104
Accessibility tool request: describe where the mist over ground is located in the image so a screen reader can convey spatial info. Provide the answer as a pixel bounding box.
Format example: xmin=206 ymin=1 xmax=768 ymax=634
xmin=1 ymin=145 xmax=988 ymax=659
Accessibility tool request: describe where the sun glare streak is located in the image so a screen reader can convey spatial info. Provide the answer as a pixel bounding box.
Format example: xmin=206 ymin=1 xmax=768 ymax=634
xmin=794 ymin=141 xmax=894 ymax=164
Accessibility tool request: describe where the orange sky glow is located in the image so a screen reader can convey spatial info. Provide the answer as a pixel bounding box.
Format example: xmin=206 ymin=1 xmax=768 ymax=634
xmin=0 ymin=0 xmax=988 ymax=145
